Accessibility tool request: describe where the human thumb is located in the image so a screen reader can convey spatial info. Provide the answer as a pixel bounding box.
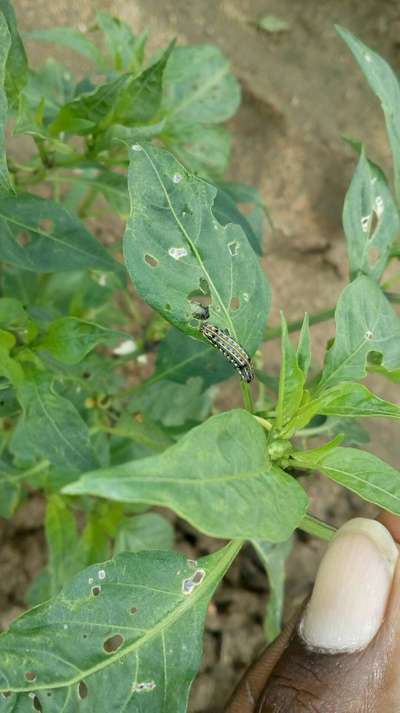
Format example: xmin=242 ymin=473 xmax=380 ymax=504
xmin=226 ymin=517 xmax=400 ymax=713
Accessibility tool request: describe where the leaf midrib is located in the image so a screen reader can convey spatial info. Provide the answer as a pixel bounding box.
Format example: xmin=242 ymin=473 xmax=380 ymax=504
xmin=0 ymin=541 xmax=241 ymax=693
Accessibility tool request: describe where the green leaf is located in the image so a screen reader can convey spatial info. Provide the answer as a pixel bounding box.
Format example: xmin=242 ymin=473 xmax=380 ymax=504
xmin=0 ymin=192 xmax=119 ymax=272
xmin=257 ymin=15 xmax=290 ymax=33
xmin=46 ymin=494 xmax=83 ymax=597
xmin=319 ymin=275 xmax=400 ymax=388
xmin=0 ymin=13 xmax=12 ymax=195
xmin=114 ymin=513 xmax=175 ymax=555
xmin=286 ymin=382 xmax=400 ymax=436
xmin=49 ymin=73 xmax=130 ymax=135
xmin=0 ymin=0 xmax=27 ymax=106
xmin=25 ymin=27 xmax=105 ymax=67
xmin=36 ymin=317 xmax=121 ymax=365
xmin=11 ymin=369 xmax=96 ymax=472
xmin=0 ymin=297 xmax=29 ymax=329
xmin=316 ymin=382 xmax=400 ymax=419
xmin=123 ymin=144 xmax=271 ymax=355
xmin=0 ymin=459 xmax=21 ymax=517
xmin=336 ymin=25 xmax=400 ymax=200
xmin=96 ymin=11 xmax=147 ymax=72
xmin=64 ymin=409 xmax=308 ymax=542
xmin=129 ymin=378 xmax=212 ymax=428
xmin=296 ymin=313 xmax=311 ymax=378
xmin=343 ymin=150 xmax=400 ymax=281
xmin=0 ymin=542 xmax=240 ymax=710
xmin=107 ymin=412 xmax=174 ymax=454
xmin=162 ymin=45 xmax=240 ymax=127
xmin=252 ymin=538 xmax=292 ymax=642
xmin=213 ymin=186 xmax=262 ymax=255
xmin=50 ymin=44 xmax=173 ymax=135
xmin=155 ymin=327 xmax=233 ymax=386
xmin=0 ymin=329 xmax=24 ymax=386
xmin=290 ymin=435 xmax=344 ymax=468
xmin=292 ymin=446 xmax=400 ymax=515
xmin=111 ymin=42 xmax=174 ymax=126
xmin=276 ymin=314 xmax=305 ymax=429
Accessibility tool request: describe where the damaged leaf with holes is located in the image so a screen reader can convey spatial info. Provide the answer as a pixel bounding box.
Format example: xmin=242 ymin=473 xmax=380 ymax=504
xmin=343 ymin=149 xmax=400 ymax=281
xmin=0 ymin=193 xmax=119 ymax=273
xmin=123 ymin=143 xmax=271 ymax=356
xmin=0 ymin=544 xmax=239 ymax=713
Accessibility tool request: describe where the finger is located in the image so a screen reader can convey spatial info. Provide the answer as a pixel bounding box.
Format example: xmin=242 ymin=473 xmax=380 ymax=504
xmin=227 ymin=517 xmax=399 ymax=713
xmin=225 ymin=607 xmax=304 ymax=712
xmin=377 ymin=510 xmax=400 ymax=543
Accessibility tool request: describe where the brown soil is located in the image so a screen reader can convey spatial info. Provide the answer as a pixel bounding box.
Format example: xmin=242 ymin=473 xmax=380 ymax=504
xmin=5 ymin=0 xmax=400 ymax=711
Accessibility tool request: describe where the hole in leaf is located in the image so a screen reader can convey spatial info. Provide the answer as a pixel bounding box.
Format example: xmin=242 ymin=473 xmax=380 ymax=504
xmin=38 ymin=218 xmax=54 ymax=233
xmin=164 ymin=303 xmax=171 ymax=311
xmin=367 ymin=350 xmax=382 ymax=365
xmin=82 ymin=633 xmax=88 ymax=639
xmin=2 ymin=692 xmax=11 ymax=698
xmin=103 ymin=634 xmax=124 ymax=653
xmin=228 ymin=241 xmax=239 ymax=256
xmin=91 ymin=585 xmax=101 ymax=596
xmin=129 ymin=607 xmax=138 ymax=614
xmin=32 ymin=695 xmax=42 ymax=712
xmin=368 ymin=210 xmax=378 ymax=238
xmin=189 ymin=292 xmax=211 ymax=307
xmin=78 ymin=681 xmax=88 ymax=699
xmin=237 ymin=201 xmax=253 ymax=215
xmin=82 ymin=371 xmax=91 ymax=379
xmin=25 ymin=672 xmax=37 ymax=682
xmin=229 ymin=296 xmax=240 ymax=311
xmin=17 ymin=232 xmax=31 ymax=246
xmin=144 ymin=254 xmax=158 ymax=267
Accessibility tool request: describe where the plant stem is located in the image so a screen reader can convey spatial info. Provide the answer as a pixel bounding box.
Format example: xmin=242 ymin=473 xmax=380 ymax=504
xmin=264 ymin=307 xmax=335 ymax=341
xmin=78 ymin=186 xmax=98 ymax=218
xmin=254 ymin=414 xmax=273 ymax=431
xmin=299 ymin=513 xmax=336 ymax=541
xmin=240 ymin=381 xmax=254 ymax=413
xmin=33 ymin=137 xmax=52 ymax=169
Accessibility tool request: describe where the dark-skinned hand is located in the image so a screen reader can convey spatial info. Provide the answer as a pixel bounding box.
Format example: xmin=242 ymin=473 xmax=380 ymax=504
xmin=226 ymin=514 xmax=400 ymax=713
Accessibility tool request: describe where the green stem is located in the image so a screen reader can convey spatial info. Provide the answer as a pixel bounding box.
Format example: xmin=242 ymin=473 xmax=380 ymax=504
xmin=78 ymin=186 xmax=98 ymax=218
xmin=254 ymin=414 xmax=273 ymax=431
xmin=33 ymin=137 xmax=53 ymax=169
xmin=240 ymin=381 xmax=254 ymax=413
xmin=299 ymin=513 xmax=336 ymax=541
xmin=264 ymin=307 xmax=335 ymax=341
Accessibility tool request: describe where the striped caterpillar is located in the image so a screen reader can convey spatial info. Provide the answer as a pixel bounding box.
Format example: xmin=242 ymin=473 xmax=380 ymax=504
xmin=200 ymin=323 xmax=254 ymax=383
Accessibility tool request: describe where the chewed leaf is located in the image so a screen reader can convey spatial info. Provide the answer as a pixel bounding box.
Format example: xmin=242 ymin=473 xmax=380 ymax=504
xmin=123 ymin=143 xmax=270 ymax=355
xmin=343 ymin=149 xmax=399 ymax=281
xmin=0 ymin=543 xmax=240 ymax=712
xmin=0 ymin=192 xmax=119 ymax=273
xmin=319 ymin=275 xmax=400 ymax=388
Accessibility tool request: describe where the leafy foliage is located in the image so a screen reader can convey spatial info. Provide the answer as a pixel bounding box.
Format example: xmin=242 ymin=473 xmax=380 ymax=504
xmin=0 ymin=5 xmax=399 ymax=710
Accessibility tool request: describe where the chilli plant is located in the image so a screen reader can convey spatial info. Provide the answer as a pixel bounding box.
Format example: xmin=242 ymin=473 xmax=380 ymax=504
xmin=0 ymin=1 xmax=399 ymax=710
